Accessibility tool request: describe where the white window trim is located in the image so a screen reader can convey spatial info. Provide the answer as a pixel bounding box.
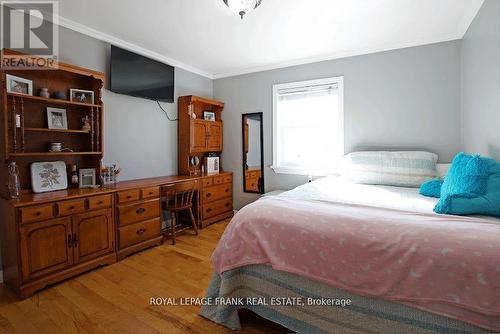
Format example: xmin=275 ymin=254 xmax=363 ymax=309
xmin=271 ymin=76 xmax=344 ymax=176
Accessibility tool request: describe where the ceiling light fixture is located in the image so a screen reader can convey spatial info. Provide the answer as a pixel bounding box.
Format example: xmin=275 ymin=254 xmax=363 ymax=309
xmin=223 ymin=0 xmax=262 ymax=19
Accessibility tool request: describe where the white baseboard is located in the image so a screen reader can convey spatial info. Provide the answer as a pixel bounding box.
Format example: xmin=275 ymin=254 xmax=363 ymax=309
xmin=0 ymin=270 xmax=3 ymax=283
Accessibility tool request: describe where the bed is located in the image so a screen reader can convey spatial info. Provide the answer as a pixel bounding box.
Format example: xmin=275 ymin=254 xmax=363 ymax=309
xmin=201 ymin=177 xmax=500 ymax=333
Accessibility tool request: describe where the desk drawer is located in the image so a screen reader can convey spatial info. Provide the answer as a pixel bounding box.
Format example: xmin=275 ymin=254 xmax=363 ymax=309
xmin=118 ymin=199 xmax=160 ymax=227
xmin=142 ymin=187 xmax=160 ymax=200
xmin=20 ymin=204 xmax=54 ymax=224
xmin=88 ymin=194 xmax=112 ymax=210
xmin=116 ymin=189 xmax=141 ymax=204
xmin=119 ymin=218 xmax=161 ymax=249
xmin=202 ymin=183 xmax=232 ymax=203
xmin=202 ymin=197 xmax=232 ymax=219
xmin=57 ymin=199 xmax=86 ymax=216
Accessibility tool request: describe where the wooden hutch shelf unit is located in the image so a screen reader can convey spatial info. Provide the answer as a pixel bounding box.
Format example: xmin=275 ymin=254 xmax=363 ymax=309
xmin=178 ymin=95 xmax=234 ymax=228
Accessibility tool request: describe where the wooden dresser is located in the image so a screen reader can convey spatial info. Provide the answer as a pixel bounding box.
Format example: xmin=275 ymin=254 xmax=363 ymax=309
xmin=199 ymin=173 xmax=233 ymax=228
xmin=115 ymin=186 xmax=162 ymax=260
xmin=0 ymin=191 xmax=116 ymax=298
xmin=0 ymin=175 xmax=221 ymax=298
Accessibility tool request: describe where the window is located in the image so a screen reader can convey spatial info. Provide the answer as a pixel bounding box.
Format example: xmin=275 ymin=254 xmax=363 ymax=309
xmin=272 ymin=77 xmax=344 ymax=175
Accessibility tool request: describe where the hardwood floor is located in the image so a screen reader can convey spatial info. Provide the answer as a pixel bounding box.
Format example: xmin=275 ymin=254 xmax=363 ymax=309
xmin=0 ymin=220 xmax=289 ymax=334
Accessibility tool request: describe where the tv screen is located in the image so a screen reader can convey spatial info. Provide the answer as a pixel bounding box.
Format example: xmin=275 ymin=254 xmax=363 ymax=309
xmin=110 ymin=45 xmax=174 ymax=103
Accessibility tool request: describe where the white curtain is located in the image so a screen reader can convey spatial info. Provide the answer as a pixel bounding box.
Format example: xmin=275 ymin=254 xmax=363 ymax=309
xmin=276 ymin=83 xmax=342 ymax=175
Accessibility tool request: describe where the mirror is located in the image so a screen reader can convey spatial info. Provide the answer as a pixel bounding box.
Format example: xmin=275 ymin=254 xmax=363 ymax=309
xmin=242 ymin=113 xmax=264 ymax=193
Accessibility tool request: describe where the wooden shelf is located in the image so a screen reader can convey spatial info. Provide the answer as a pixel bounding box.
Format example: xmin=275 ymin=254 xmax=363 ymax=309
xmin=9 ymin=152 xmax=102 ymax=157
xmin=25 ymin=127 xmax=90 ymax=134
xmin=7 ymin=92 xmax=102 ymax=108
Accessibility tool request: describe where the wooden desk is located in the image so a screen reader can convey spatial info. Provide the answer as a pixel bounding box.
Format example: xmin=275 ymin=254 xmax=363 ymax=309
xmin=0 ymin=172 xmax=233 ymax=299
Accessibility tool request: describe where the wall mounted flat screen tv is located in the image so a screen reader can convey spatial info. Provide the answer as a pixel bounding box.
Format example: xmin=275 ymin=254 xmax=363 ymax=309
xmin=110 ymin=45 xmax=174 ymax=103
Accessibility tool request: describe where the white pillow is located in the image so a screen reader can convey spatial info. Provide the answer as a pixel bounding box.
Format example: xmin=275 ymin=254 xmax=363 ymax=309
xmin=437 ymin=163 xmax=451 ymax=178
xmin=342 ymin=151 xmax=438 ymax=187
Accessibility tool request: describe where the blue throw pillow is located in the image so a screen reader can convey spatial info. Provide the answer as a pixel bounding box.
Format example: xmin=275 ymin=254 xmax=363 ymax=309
xmin=434 ymin=155 xmax=500 ymax=217
xmin=420 ymin=179 xmax=443 ymax=198
xmin=439 ymin=153 xmax=489 ymax=198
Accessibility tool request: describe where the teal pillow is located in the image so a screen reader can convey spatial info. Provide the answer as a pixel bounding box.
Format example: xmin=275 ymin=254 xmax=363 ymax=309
xmin=434 ymin=156 xmax=500 ymax=217
xmin=420 ymin=179 xmax=443 ymax=198
xmin=439 ymin=153 xmax=489 ymax=198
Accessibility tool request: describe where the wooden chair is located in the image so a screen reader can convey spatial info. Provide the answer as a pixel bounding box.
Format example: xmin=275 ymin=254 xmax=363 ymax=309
xmin=161 ymin=182 xmax=198 ymax=245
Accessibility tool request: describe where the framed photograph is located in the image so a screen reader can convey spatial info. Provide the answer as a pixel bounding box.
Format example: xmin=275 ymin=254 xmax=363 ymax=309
xmin=204 ymin=156 xmax=220 ymax=175
xmin=79 ymin=168 xmax=96 ymax=188
xmin=6 ymin=74 xmax=33 ymax=96
xmin=31 ymin=161 xmax=68 ymax=193
xmin=70 ymin=89 xmax=94 ymax=104
xmin=47 ymin=107 xmax=68 ymax=129
xmin=203 ymin=111 xmax=216 ymax=121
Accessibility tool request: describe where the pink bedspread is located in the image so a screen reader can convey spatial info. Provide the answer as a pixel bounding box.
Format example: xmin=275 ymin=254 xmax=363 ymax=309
xmin=212 ymin=197 xmax=500 ymax=331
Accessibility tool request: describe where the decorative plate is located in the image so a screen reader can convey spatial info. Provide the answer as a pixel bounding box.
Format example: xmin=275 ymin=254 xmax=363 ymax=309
xmin=31 ymin=161 xmax=68 ymax=193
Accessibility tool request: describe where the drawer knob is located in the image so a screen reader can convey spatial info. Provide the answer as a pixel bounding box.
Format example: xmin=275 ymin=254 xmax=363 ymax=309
xmin=206 ymin=193 xmax=212 ymax=198
xmin=225 ymin=203 xmax=230 ymax=207
xmin=69 ymin=206 xmax=75 ymax=210
xmin=206 ymin=208 xmax=212 ymax=213
xmin=97 ymin=201 xmax=103 ymax=205
xmin=136 ymin=208 xmax=146 ymax=214
xmin=35 ymin=212 xmax=41 ymax=216
xmin=225 ymin=189 xmax=229 ymax=192
xmin=136 ymin=228 xmax=146 ymax=235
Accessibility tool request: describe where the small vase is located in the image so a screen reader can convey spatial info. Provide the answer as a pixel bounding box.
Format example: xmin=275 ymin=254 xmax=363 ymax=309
xmin=8 ymin=162 xmax=20 ymax=199
xmin=39 ymin=88 xmax=50 ymax=98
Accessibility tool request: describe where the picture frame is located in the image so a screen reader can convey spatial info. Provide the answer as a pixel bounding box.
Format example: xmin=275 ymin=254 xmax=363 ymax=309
xmin=31 ymin=161 xmax=68 ymax=193
xmin=204 ymin=156 xmax=220 ymax=174
xmin=70 ymin=88 xmax=95 ymax=104
xmin=203 ymin=111 xmax=216 ymax=121
xmin=47 ymin=107 xmax=68 ymax=129
xmin=6 ymin=74 xmax=33 ymax=96
xmin=79 ymin=168 xmax=96 ymax=188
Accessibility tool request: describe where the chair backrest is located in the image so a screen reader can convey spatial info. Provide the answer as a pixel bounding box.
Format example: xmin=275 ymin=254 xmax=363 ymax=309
xmin=162 ymin=184 xmax=196 ymax=210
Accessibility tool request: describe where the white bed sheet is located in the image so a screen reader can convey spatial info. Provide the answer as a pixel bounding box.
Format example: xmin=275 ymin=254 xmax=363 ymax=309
xmin=279 ymin=176 xmax=437 ymax=213
xmin=278 ymin=176 xmax=500 ymax=222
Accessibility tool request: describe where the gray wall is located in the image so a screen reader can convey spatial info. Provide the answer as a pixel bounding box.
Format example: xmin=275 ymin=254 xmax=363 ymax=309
xmin=215 ymin=41 xmax=463 ymax=209
xmin=461 ymin=0 xmax=500 ymax=160
xmin=59 ymin=27 xmax=213 ymax=180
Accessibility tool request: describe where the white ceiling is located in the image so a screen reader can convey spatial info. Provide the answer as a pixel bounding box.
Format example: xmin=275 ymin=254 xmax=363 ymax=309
xmin=58 ymin=0 xmax=484 ymax=79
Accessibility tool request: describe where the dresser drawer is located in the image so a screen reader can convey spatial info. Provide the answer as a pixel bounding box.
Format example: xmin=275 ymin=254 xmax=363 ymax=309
xmin=222 ymin=174 xmax=232 ymax=184
xmin=117 ymin=199 xmax=160 ymax=227
xmin=88 ymin=194 xmax=112 ymax=210
xmin=201 ymin=177 xmax=213 ymax=187
xmin=202 ymin=197 xmax=233 ymax=219
xmin=213 ymin=176 xmax=224 ymax=185
xmin=57 ymin=199 xmax=86 ymax=216
xmin=116 ymin=189 xmax=141 ymax=204
xmin=20 ymin=204 xmax=54 ymax=224
xmin=119 ymin=218 xmax=161 ymax=249
xmin=202 ymin=183 xmax=232 ymax=203
xmin=142 ymin=186 xmax=160 ymax=200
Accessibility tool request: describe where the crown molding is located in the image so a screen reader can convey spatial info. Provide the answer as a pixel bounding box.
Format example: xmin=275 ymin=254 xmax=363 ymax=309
xmin=56 ymin=15 xmax=214 ymax=79
xmin=212 ymin=34 xmax=463 ymax=79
